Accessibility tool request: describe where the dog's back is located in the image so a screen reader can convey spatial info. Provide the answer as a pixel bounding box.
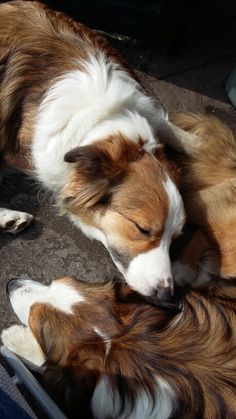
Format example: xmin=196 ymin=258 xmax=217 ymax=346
xmin=0 ymin=0 xmax=121 ymax=164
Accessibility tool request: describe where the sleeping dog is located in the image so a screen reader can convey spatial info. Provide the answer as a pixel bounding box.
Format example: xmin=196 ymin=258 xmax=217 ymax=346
xmin=2 ymin=276 xmax=236 ymax=418
xmin=0 ymin=1 xmax=187 ymax=298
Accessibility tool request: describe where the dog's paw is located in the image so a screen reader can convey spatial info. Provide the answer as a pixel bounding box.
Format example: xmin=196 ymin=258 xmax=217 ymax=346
xmin=0 ymin=208 xmax=33 ymax=234
xmin=172 ymin=261 xmax=197 ymax=287
xmin=1 ymin=325 xmax=30 ymax=354
xmin=1 ymin=325 xmax=45 ymax=367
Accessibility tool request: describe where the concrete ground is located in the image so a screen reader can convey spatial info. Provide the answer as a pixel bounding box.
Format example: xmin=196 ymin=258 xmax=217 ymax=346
xmin=0 ymin=2 xmax=236 ymax=335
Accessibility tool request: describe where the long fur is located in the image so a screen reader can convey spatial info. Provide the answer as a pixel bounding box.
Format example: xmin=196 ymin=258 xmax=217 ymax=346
xmin=22 ymin=278 xmax=236 ymax=418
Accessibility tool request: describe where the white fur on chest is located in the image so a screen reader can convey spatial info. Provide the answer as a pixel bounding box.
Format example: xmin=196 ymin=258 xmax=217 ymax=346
xmin=32 ymin=53 xmax=166 ymax=191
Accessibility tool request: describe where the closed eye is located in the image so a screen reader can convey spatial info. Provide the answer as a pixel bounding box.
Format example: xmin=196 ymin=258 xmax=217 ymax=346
xmin=134 ymin=223 xmax=151 ymax=237
xmin=111 ymin=208 xmax=152 ymax=238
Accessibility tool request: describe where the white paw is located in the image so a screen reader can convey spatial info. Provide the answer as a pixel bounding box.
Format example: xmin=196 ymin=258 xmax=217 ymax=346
xmin=172 ymin=261 xmax=196 ymax=286
xmin=1 ymin=325 xmax=45 ymax=367
xmin=0 ymin=208 xmax=33 ymax=234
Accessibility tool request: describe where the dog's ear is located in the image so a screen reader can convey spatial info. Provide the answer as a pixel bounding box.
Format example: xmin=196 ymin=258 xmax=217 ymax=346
xmin=29 ymin=304 xmax=104 ymax=416
xmin=29 ymin=304 xmax=69 ymax=364
xmin=62 ymin=137 xmax=143 ymax=209
xmin=63 ymin=143 xmax=123 ymax=209
xmin=64 ymin=143 xmax=123 ymax=181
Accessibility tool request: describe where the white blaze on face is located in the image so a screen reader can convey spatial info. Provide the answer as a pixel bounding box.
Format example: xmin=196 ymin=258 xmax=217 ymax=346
xmin=125 ymin=176 xmax=185 ymax=296
xmin=8 ymin=279 xmax=84 ymax=325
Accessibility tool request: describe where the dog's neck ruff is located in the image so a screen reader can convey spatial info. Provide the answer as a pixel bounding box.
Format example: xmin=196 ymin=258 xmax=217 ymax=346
xmin=32 ymin=53 xmax=165 ymax=191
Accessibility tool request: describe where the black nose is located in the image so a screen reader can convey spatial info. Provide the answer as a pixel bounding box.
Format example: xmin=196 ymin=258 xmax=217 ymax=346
xmin=144 ymin=283 xmax=180 ymax=310
xmin=156 ymin=286 xmax=174 ymax=302
xmin=6 ymin=278 xmax=22 ymax=296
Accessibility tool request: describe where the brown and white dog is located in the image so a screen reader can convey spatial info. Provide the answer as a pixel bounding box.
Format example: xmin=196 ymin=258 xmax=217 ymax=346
xmin=0 ymin=1 xmax=186 ymax=298
xmin=2 ymin=276 xmax=236 ymax=418
xmin=162 ymin=113 xmax=236 ymax=286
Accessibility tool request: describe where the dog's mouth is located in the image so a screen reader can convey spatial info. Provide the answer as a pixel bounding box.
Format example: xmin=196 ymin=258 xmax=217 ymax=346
xmin=143 ymin=293 xmax=182 ymax=312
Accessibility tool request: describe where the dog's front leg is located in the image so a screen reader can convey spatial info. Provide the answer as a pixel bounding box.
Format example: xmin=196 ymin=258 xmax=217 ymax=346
xmin=0 ymin=208 xmax=33 ymax=234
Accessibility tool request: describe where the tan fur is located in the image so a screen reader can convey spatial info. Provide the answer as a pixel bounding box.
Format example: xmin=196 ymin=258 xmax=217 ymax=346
xmin=28 ymin=277 xmax=236 ymax=418
xmin=169 ymin=113 xmax=236 ymax=278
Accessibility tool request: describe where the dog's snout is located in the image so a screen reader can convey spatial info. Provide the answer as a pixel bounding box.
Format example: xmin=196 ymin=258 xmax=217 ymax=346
xmin=6 ymin=279 xmax=22 ymax=296
xmin=141 ymin=277 xmax=174 ymax=302
xmin=155 ymin=277 xmax=174 ymax=300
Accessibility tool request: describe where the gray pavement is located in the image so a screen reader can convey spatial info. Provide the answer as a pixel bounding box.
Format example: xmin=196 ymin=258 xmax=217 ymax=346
xmin=0 ymin=173 xmax=119 ymax=330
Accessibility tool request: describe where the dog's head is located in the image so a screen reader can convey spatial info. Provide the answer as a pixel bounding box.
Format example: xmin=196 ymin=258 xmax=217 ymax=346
xmin=6 ymin=277 xmax=179 ymax=417
xmin=61 ymin=135 xmax=185 ymax=298
xmin=6 ymin=277 xmax=118 ymax=415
